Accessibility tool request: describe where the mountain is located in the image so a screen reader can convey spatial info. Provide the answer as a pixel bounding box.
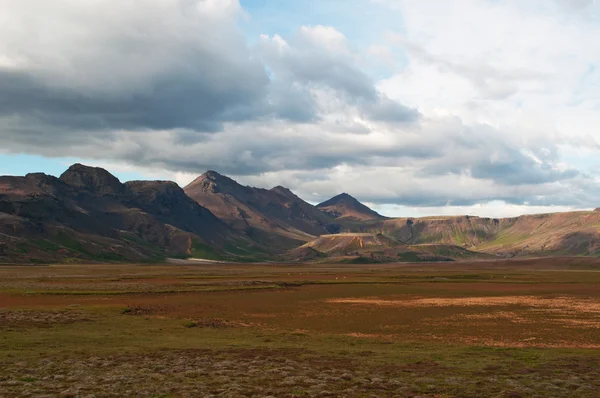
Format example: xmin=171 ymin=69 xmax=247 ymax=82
xmin=4 ymin=163 xmax=600 ymax=264
xmin=184 ymin=171 xmax=338 ymax=249
xmin=301 ymin=233 xmax=400 ymax=254
xmin=0 ymin=164 xmax=249 ymax=263
xmin=361 ymin=212 xmax=600 ymax=257
xmin=295 ymin=232 xmax=472 ymax=263
xmin=317 ymin=193 xmax=384 ymax=221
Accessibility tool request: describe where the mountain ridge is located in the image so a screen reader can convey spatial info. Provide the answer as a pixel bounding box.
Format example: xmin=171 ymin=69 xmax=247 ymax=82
xmin=184 ymin=170 xmax=339 ymax=249
xmin=2 ymin=164 xmax=600 ymax=263
xmin=0 ymin=164 xmax=254 ymax=263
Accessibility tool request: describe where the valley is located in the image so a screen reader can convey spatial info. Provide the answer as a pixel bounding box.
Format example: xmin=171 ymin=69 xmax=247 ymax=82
xmin=2 ymin=2 xmax=597 ymax=397
xmin=3 ymin=165 xmax=600 ymax=397
xmin=1 ymin=259 xmax=600 ymax=397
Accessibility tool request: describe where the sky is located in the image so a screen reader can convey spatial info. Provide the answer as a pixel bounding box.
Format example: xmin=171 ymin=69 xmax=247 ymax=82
xmin=1 ymin=0 xmax=600 ymax=218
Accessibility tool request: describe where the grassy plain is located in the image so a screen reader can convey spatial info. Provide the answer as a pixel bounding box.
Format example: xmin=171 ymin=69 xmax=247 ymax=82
xmin=1 ymin=258 xmax=600 ymax=397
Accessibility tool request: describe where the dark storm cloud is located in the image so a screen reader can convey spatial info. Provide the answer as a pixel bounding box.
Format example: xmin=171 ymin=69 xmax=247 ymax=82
xmin=0 ymin=1 xmax=417 ymax=152
xmin=0 ymin=68 xmax=268 ymax=134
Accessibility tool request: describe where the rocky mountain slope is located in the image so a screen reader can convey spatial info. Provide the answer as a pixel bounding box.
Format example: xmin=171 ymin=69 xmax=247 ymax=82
xmin=0 ymin=164 xmax=251 ymax=263
xmin=3 ymin=164 xmax=600 ymax=263
xmin=184 ymin=171 xmax=339 ymax=250
xmin=358 ymin=212 xmax=600 ymax=257
xmin=296 ymin=232 xmax=483 ymax=263
xmin=317 ymin=193 xmax=384 ymax=221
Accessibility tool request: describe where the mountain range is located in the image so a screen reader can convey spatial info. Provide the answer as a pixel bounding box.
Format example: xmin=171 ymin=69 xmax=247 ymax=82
xmin=1 ymin=163 xmax=600 ymax=264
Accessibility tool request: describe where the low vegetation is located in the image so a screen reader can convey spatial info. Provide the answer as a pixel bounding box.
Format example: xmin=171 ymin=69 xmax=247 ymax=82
xmin=1 ymin=258 xmax=600 ymax=396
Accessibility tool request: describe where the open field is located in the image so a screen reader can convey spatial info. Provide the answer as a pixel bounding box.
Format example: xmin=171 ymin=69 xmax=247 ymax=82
xmin=1 ymin=258 xmax=600 ymax=397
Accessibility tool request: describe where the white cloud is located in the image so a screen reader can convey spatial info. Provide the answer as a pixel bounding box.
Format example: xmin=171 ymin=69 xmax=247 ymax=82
xmin=377 ymin=0 xmax=600 ymax=137
xmin=1 ymin=0 xmax=600 ymax=217
xmin=373 ymin=202 xmax=582 ymax=219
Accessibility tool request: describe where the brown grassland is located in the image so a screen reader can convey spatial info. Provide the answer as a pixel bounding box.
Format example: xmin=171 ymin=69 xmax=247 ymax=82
xmin=1 ymin=258 xmax=600 ymax=397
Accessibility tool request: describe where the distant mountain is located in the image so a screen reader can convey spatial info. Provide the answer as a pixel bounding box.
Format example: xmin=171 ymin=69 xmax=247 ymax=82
xmin=0 ymin=164 xmax=248 ymax=263
xmin=362 ymin=213 xmax=600 ymax=257
xmin=317 ymin=193 xmax=384 ymax=221
xmin=301 ymin=232 xmax=401 ymax=255
xmin=4 ymin=164 xmax=600 ymax=264
xmin=184 ymin=171 xmax=338 ymax=250
xmin=295 ymin=232 xmax=471 ymax=263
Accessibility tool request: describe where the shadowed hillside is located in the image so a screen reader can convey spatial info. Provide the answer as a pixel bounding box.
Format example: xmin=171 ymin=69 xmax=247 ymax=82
xmin=0 ymin=164 xmax=254 ymax=263
xmin=184 ymin=171 xmax=339 ymax=250
xmin=3 ymin=165 xmax=600 ymax=263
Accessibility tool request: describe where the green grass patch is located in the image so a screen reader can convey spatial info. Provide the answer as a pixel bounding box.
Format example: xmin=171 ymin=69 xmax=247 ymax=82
xmin=92 ymin=251 xmax=126 ymax=262
xmin=32 ymin=239 xmax=62 ymax=252
xmin=223 ymin=241 xmax=271 ymax=262
xmin=183 ymin=320 xmax=197 ymax=328
xmin=189 ymin=239 xmax=223 ymax=261
xmin=52 ymin=232 xmax=91 ymax=255
xmin=397 ymin=251 xmax=423 ymax=262
xmin=481 ymin=231 xmax=530 ymax=248
xmin=15 ymin=242 xmax=30 ymax=254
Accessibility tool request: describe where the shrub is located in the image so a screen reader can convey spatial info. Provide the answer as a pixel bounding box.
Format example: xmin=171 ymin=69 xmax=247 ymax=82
xmin=183 ymin=320 xmax=197 ymax=328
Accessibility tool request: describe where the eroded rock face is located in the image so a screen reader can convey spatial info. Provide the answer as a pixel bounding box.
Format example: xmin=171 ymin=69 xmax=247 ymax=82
xmin=59 ymin=163 xmax=126 ymax=196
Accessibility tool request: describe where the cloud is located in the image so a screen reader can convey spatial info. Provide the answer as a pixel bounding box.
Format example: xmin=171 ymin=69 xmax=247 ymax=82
xmin=235 ymin=162 xmax=589 ymax=208
xmin=386 ymin=33 xmax=546 ymax=101
xmin=257 ymin=27 xmax=419 ymax=123
xmin=556 ymin=0 xmax=596 ymax=9
xmin=0 ymin=0 xmax=273 ymax=135
xmin=1 ymin=0 xmax=600 ymax=216
xmin=0 ymin=1 xmax=416 ymax=142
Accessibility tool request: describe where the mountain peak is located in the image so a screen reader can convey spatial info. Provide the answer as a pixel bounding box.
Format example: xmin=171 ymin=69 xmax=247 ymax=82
xmin=59 ymin=163 xmax=125 ymax=195
xmin=202 ymin=170 xmax=227 ymax=180
xmin=185 ymin=171 xmax=336 ymax=242
xmin=185 ymin=170 xmax=248 ymax=197
xmin=270 ymin=185 xmax=296 ymax=197
xmin=336 ymin=192 xmax=354 ymax=199
xmin=317 ymin=193 xmax=383 ymax=221
xmin=319 ymin=192 xmax=361 ymax=206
